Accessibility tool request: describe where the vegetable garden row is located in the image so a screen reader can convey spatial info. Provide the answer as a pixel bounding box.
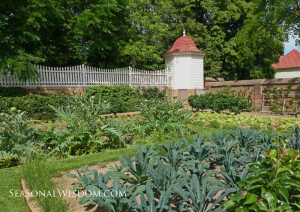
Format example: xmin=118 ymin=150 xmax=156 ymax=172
xmin=1 ymin=85 xmax=300 ymax=211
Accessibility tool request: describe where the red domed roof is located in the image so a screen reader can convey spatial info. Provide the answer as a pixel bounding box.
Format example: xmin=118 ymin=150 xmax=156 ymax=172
xmin=164 ymin=36 xmax=203 ymax=55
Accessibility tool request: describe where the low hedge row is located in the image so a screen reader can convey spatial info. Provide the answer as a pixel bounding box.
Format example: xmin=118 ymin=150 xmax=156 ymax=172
xmin=0 ymin=87 xmax=26 ymax=97
xmin=188 ymin=93 xmax=252 ymax=114
xmin=0 ymin=86 xmax=167 ymax=118
xmin=0 ymin=94 xmax=70 ymax=114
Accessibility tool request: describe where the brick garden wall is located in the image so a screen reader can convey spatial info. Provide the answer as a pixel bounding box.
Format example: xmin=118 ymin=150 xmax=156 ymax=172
xmin=205 ymin=78 xmax=300 ymax=111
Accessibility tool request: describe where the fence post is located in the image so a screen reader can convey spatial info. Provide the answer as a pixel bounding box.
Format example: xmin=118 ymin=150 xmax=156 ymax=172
xmin=129 ymin=66 xmax=132 ymax=86
xmin=166 ymin=68 xmax=170 ymax=87
xmin=82 ymin=64 xmax=86 ymax=86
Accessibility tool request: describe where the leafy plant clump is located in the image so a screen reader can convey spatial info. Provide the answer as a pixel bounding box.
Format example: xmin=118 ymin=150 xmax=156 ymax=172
xmin=69 ymin=124 xmax=300 ymax=211
xmin=193 ymin=111 xmax=299 ymax=130
xmin=0 ymin=86 xmax=26 ymax=97
xmin=223 ymin=123 xmax=300 ymax=211
xmin=208 ymin=120 xmax=221 ymax=128
xmin=188 ymin=93 xmax=252 ymax=114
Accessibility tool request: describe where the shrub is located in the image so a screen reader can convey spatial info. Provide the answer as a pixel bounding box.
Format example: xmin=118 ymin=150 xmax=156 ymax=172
xmin=85 ymin=85 xmax=141 ymax=113
xmin=141 ymin=87 xmax=167 ymax=100
xmin=188 ymin=93 xmax=251 ymax=114
xmin=0 ymin=86 xmax=26 ymax=97
xmin=0 ymin=94 xmax=71 ymax=115
xmin=208 ymin=120 xmax=221 ymax=128
xmin=85 ymin=85 xmax=139 ymax=100
xmin=0 ymin=110 xmax=43 ymax=166
xmin=136 ymin=99 xmax=191 ymax=136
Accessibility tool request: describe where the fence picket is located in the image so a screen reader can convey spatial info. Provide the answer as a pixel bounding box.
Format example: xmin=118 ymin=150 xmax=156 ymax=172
xmin=0 ymin=65 xmax=169 ymax=87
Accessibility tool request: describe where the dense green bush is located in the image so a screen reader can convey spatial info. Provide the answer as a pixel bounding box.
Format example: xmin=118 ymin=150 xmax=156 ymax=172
xmin=208 ymin=120 xmax=221 ymax=128
xmin=188 ymin=93 xmax=252 ymax=114
xmin=85 ymin=85 xmax=139 ymax=100
xmin=0 ymin=85 xmax=146 ymax=117
xmin=0 ymin=94 xmax=71 ymax=114
xmin=0 ymin=86 xmax=26 ymax=97
xmin=141 ymin=87 xmax=167 ymax=100
xmin=85 ymin=85 xmax=141 ymax=114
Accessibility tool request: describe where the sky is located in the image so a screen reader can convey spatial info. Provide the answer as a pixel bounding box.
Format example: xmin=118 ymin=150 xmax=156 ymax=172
xmin=284 ymin=35 xmax=300 ymax=55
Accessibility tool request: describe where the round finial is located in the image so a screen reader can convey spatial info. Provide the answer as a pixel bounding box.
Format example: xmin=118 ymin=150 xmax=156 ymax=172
xmin=183 ymin=29 xmax=186 ymax=36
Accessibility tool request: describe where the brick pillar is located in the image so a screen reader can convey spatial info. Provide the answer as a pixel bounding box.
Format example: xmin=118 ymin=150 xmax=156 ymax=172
xmin=253 ymin=84 xmax=262 ymax=108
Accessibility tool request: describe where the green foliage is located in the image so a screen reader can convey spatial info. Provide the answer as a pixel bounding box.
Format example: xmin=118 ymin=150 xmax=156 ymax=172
xmin=176 ymin=175 xmax=235 ymax=212
xmin=21 ymin=158 xmax=67 ymax=212
xmin=85 ymin=85 xmax=141 ymax=114
xmin=193 ymin=120 xmax=205 ymax=127
xmin=80 ymin=177 xmax=134 ymax=212
xmin=66 ymin=165 xmax=97 ymax=192
xmin=222 ymin=125 xmax=238 ymax=131
xmin=0 ymin=94 xmax=71 ymax=116
xmin=137 ymin=99 xmax=191 ymax=136
xmin=141 ymin=88 xmax=167 ymax=100
xmin=131 ymin=182 xmax=175 ymax=212
xmin=0 ymin=87 xmax=26 ymax=97
xmin=251 ymin=125 xmax=262 ymax=131
xmin=208 ymin=120 xmax=221 ymax=129
xmin=0 ymin=110 xmax=43 ymax=166
xmin=188 ymin=93 xmax=251 ymax=114
xmin=223 ymin=125 xmax=300 ymax=211
xmin=1 ymin=0 xmax=287 ymax=81
xmin=119 ymin=145 xmax=158 ymax=185
xmin=159 ymin=141 xmax=193 ymax=171
xmin=49 ymin=95 xmax=110 ymax=128
xmin=44 ymin=96 xmax=122 ymax=157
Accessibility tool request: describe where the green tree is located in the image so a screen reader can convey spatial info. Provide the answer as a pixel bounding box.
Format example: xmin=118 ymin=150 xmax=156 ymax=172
xmin=119 ymin=0 xmax=183 ymax=70
xmin=255 ymin=0 xmax=300 ymax=46
xmin=0 ymin=0 xmax=62 ymax=81
xmin=180 ymin=0 xmax=285 ymax=80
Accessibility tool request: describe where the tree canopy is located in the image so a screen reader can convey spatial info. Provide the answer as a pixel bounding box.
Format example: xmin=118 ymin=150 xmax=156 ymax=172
xmin=0 ymin=0 xmax=291 ymax=80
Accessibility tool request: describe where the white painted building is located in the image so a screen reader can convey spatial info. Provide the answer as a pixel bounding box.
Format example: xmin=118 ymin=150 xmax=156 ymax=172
xmin=163 ymin=33 xmax=206 ymax=89
xmin=272 ymin=49 xmax=300 ymax=78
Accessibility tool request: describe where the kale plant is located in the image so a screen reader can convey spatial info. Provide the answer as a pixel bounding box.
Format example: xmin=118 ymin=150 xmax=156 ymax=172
xmin=119 ymin=145 xmax=158 ymax=184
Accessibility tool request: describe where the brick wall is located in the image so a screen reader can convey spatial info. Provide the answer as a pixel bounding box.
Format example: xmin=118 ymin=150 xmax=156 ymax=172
xmin=205 ymin=77 xmax=300 ymax=111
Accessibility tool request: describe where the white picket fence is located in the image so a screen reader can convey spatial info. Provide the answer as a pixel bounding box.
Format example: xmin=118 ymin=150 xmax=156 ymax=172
xmin=0 ymin=65 xmax=170 ymax=87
